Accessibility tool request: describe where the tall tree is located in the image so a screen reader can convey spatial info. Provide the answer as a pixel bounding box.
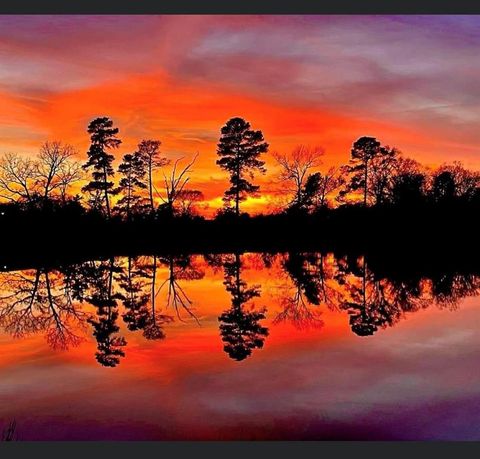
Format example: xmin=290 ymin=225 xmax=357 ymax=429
xmin=156 ymin=254 xmax=202 ymax=323
xmin=137 ymin=140 xmax=169 ymax=213
xmin=82 ymin=117 xmax=121 ymax=219
xmin=135 ymin=255 xmax=173 ymax=340
xmin=340 ymin=136 xmax=397 ymax=206
xmin=115 ymin=152 xmax=147 ymax=221
xmin=274 ymin=252 xmax=327 ymax=329
xmin=352 ymin=136 xmax=382 ymax=206
xmin=216 ymin=117 xmax=268 ymax=216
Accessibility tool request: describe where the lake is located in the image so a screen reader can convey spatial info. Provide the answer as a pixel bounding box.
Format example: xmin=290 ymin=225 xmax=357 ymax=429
xmin=0 ymin=252 xmax=479 ymax=440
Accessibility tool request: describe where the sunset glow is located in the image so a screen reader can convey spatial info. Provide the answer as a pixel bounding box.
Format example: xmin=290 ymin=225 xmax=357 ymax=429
xmin=2 ymin=11 xmax=480 ymax=443
xmin=1 ymin=15 xmax=479 ymax=214
xmin=1 ymin=252 xmax=479 ymax=440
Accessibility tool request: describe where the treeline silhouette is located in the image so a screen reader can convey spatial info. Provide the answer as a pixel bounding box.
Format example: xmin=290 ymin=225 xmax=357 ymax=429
xmin=0 ymin=252 xmax=478 ymax=366
xmin=1 ymin=116 xmax=479 ymax=264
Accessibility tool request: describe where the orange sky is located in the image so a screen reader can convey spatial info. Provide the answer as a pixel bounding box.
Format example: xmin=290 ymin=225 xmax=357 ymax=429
xmin=1 ymin=16 xmax=479 ymax=214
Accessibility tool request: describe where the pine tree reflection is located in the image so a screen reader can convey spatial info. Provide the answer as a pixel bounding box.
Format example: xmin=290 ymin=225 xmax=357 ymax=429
xmin=277 ymin=253 xmax=478 ymax=337
xmin=217 ymin=253 xmax=269 ymax=361
xmin=334 ymin=256 xmax=468 ymax=336
xmin=118 ymin=256 xmax=151 ymax=330
xmin=337 ymin=256 xmax=406 ymax=336
xmin=81 ymin=258 xmax=127 ymax=367
xmin=0 ymin=252 xmax=479 ymax=364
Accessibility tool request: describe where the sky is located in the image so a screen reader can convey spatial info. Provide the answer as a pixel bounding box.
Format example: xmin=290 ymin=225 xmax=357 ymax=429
xmin=0 ymin=15 xmax=479 ymax=213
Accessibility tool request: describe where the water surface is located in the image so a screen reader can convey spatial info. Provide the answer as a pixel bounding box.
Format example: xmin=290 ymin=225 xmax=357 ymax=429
xmin=0 ymin=252 xmax=479 ymax=440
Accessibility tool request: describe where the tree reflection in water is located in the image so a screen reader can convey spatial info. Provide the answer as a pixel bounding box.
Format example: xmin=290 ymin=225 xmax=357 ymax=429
xmin=272 ymin=251 xmax=480 ymax=337
xmin=80 ymin=258 xmax=127 ymax=367
xmin=156 ymin=254 xmax=204 ymax=324
xmin=334 ymin=254 xmax=480 ymax=336
xmin=117 ymin=255 xmax=173 ymax=340
xmin=0 ymin=252 xmax=479 ymax=366
xmin=274 ymin=252 xmax=344 ymax=330
xmin=0 ymin=267 xmax=86 ymax=350
xmin=211 ymin=253 xmax=269 ymax=361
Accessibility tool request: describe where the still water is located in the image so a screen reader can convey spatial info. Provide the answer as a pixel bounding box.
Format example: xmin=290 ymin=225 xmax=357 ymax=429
xmin=0 ymin=252 xmax=479 ymax=440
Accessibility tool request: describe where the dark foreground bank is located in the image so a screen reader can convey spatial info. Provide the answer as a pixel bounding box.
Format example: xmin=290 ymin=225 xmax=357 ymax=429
xmin=0 ymin=201 xmax=479 ymax=274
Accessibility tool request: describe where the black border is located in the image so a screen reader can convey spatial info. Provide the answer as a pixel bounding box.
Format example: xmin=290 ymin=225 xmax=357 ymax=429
xmin=2 ymin=441 xmax=480 ymax=456
xmin=0 ymin=0 xmax=480 ymax=14
xmin=1 ymin=1 xmax=480 ymax=457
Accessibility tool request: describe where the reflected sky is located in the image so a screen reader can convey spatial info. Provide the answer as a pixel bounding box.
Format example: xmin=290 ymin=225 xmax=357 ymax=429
xmin=0 ymin=252 xmax=479 ymax=440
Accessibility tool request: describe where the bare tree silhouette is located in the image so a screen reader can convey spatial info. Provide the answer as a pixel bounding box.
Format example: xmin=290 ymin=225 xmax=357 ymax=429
xmin=175 ymin=189 xmax=204 ymax=217
xmin=159 ymin=154 xmax=198 ymax=217
xmin=35 ymin=141 xmax=81 ymax=204
xmin=118 ymin=256 xmax=173 ymax=340
xmin=156 ymin=254 xmax=203 ymax=323
xmin=274 ymin=145 xmax=324 ymax=209
xmin=274 ymin=252 xmax=336 ymax=329
xmin=273 ymin=284 xmax=324 ymax=330
xmin=0 ymin=268 xmax=86 ymax=350
xmin=0 ymin=153 xmax=36 ymax=203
